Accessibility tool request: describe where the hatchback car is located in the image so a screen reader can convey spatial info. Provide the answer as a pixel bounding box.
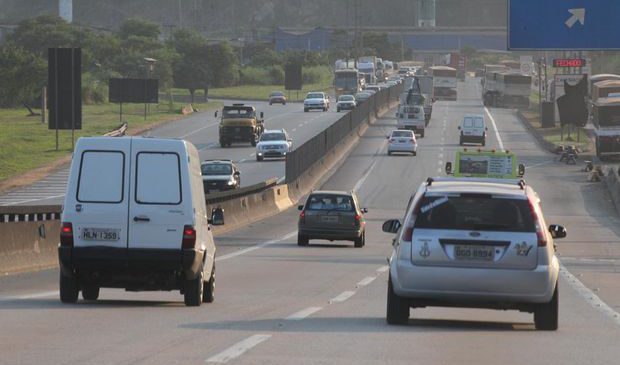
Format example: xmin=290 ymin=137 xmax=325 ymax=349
xmin=459 ymin=115 xmax=487 ymax=146
xmin=201 ymin=160 xmax=240 ymax=192
xmin=354 ymin=92 xmax=372 ymax=104
xmin=269 ymin=91 xmax=287 ymax=105
xmin=298 ymin=191 xmax=368 ymax=247
xmin=304 ymin=92 xmax=330 ymax=112
xmin=382 ymin=177 xmax=566 ymax=330
xmin=388 ymin=129 xmax=417 ymax=156
xmin=256 ymin=129 xmax=292 ymax=161
xmin=336 ymin=95 xmax=356 ymax=112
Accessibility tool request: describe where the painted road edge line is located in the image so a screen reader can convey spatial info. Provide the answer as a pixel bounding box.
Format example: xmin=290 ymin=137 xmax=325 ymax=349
xmin=206 ymin=334 xmax=272 ymax=364
xmin=356 ymin=276 xmax=376 ymax=288
xmin=484 ymin=107 xmax=505 ymax=152
xmin=0 ymin=290 xmax=58 ymax=302
xmin=376 ymin=265 xmax=389 ymax=273
xmin=285 ymin=307 xmax=323 ymax=320
xmin=216 ymin=231 xmax=297 ymax=262
xmin=560 ymin=264 xmax=620 ymax=326
xmin=329 ymin=291 xmax=355 ymax=304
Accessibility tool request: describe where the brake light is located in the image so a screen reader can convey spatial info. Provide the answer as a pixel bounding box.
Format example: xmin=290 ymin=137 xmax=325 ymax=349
xmin=354 ymin=214 xmax=361 ymax=227
xmin=528 ymin=199 xmax=547 ymax=247
xmin=299 ymin=210 xmax=305 ymax=224
xmin=60 ymin=222 xmax=74 ymax=247
xmin=182 ymin=225 xmax=196 ymax=249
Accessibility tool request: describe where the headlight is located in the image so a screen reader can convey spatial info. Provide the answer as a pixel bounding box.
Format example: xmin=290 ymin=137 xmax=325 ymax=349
xmin=227 ymin=179 xmax=235 ymax=186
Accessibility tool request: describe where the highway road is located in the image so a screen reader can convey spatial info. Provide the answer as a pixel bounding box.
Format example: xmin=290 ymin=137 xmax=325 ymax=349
xmin=0 ymin=100 xmax=343 ymax=206
xmin=1 ymin=77 xmax=620 ymax=364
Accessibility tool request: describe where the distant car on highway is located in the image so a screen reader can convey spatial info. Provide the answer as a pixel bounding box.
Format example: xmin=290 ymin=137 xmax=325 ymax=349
xmin=365 ymin=84 xmax=381 ymax=93
xmin=201 ymin=159 xmax=241 ymax=192
xmin=387 ymin=129 xmax=417 ymax=156
xmin=256 ymin=129 xmax=292 ymax=161
xmin=354 ymin=92 xmax=372 ymax=104
xmin=458 ymin=114 xmax=487 ymax=146
xmin=297 ymin=190 xmax=368 ymax=247
xmin=269 ymin=91 xmax=287 ymax=105
xmin=304 ymin=91 xmax=330 ymax=112
xmin=336 ymin=94 xmax=356 ymax=112
xmin=382 ymin=151 xmax=565 ymax=330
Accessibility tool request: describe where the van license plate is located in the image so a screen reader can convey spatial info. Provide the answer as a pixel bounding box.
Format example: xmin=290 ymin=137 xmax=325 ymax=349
xmin=82 ymin=228 xmax=121 ymax=241
xmin=454 ymin=245 xmax=494 ymax=261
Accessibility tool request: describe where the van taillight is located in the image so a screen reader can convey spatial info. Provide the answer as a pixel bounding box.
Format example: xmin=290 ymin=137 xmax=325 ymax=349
xmin=60 ymin=222 xmax=74 ymax=247
xmin=528 ymin=199 xmax=547 ymax=247
xmin=299 ymin=211 xmax=306 ymax=224
xmin=182 ymin=225 xmax=196 ymax=249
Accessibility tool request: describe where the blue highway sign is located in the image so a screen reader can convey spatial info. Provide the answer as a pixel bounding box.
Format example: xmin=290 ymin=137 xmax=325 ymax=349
xmin=509 ymin=0 xmax=620 ymax=50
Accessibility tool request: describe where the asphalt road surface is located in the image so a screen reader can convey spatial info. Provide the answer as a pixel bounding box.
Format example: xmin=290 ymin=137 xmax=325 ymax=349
xmin=1 ymin=77 xmax=620 ymax=364
xmin=0 ymin=100 xmax=342 ymax=206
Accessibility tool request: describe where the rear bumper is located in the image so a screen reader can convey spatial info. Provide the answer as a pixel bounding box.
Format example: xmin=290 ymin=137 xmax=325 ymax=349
xmin=461 ymin=134 xmax=485 ymax=143
xmin=305 ymin=104 xmax=327 ymax=110
xmin=337 ymin=104 xmax=355 ymax=110
xmin=298 ymin=227 xmax=362 ymax=240
xmin=388 ymin=144 xmax=417 ymax=153
xmin=270 ymin=99 xmax=286 ymax=104
xmin=391 ymin=256 xmax=559 ymax=305
xmin=59 ymin=246 xmax=205 ymax=285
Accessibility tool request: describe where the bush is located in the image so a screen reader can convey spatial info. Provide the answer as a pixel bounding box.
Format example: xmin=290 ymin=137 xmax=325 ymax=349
xmin=268 ymin=65 xmax=284 ymax=84
xmin=303 ymin=66 xmax=331 ymax=84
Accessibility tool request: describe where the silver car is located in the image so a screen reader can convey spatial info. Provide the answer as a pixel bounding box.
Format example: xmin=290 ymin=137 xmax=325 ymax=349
xmin=382 ymin=177 xmax=566 ymax=330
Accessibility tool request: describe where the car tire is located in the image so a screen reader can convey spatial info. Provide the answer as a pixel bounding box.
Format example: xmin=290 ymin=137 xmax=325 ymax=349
xmin=387 ymin=151 xmax=392 ymax=156
xmin=81 ymin=285 xmax=100 ymax=301
xmin=251 ymin=138 xmax=257 ymax=147
xmin=413 ymin=151 xmax=417 ymax=156
xmin=482 ymin=139 xmax=486 ymax=147
xmin=337 ymin=108 xmax=341 ymax=112
xmin=202 ymin=264 xmax=215 ymax=303
xmin=184 ymin=270 xmax=204 ymax=307
xmin=60 ymin=271 xmax=79 ymax=303
xmin=256 ymin=156 xmax=263 ymax=161
xmin=419 ymin=130 xmax=425 ymax=138
xmin=386 ymin=276 xmax=409 ymax=325
xmin=304 ymin=108 xmax=308 ymax=112
xmin=354 ymin=231 xmax=365 ymax=248
xmin=534 ymin=284 xmax=558 ymax=331
xmin=219 ymin=139 xmax=226 ymax=148
xmin=283 ymin=102 xmax=286 ymax=105
xmin=459 ymin=137 xmax=463 ymax=146
xmin=269 ymin=102 xmax=272 ymax=105
xmin=298 ymin=234 xmax=309 ymax=246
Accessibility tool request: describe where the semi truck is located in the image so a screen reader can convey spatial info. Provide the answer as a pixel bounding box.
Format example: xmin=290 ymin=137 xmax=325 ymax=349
xmin=592 ymin=96 xmax=620 ymax=159
xmin=429 ymin=66 xmax=457 ymax=101
xmin=334 ymin=68 xmax=363 ymax=98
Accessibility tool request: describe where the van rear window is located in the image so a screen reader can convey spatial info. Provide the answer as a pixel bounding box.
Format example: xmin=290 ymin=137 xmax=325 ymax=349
xmin=77 ymin=151 xmax=125 ymax=203
xmin=135 ymin=152 xmax=182 ymax=205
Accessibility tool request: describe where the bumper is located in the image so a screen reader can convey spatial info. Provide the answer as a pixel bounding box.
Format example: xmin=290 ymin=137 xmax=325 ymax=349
xmin=337 ymin=104 xmax=355 ymax=110
xmin=305 ymin=104 xmax=326 ymax=110
xmin=204 ymin=181 xmax=236 ymax=192
xmin=258 ymin=150 xmax=287 ymax=158
xmin=398 ymin=124 xmax=424 ymax=132
xmin=388 ymin=144 xmax=417 ymax=153
xmin=220 ymin=126 xmax=255 ymax=140
xmin=461 ymin=134 xmax=485 ymax=143
xmin=391 ymin=256 xmax=559 ymax=305
xmin=59 ymin=246 xmax=205 ymax=287
xmin=299 ymin=227 xmax=362 ymax=241
xmin=270 ymin=99 xmax=286 ymax=104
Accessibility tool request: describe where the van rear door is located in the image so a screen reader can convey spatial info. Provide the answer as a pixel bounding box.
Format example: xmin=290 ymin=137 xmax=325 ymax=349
xmin=128 ymin=139 xmax=189 ymax=251
xmin=68 ymin=140 xmax=130 ymax=251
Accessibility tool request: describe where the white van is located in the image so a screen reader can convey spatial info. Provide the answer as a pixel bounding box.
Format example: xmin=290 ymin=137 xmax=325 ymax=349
xmin=396 ymin=104 xmax=426 ymax=137
xmin=58 ymin=137 xmax=223 ymax=306
xmin=458 ymin=115 xmax=488 ymax=146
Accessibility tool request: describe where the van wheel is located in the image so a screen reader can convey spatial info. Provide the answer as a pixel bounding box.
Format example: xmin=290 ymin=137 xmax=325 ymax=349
xmin=59 ymin=271 xmax=79 ymax=303
xmin=82 ymin=285 xmax=100 ymax=301
xmin=184 ymin=270 xmax=204 ymax=307
xmin=298 ymin=234 xmax=309 ymax=246
xmin=387 ymin=276 xmax=409 ymax=325
xmin=459 ymin=137 xmax=464 ymax=145
xmin=202 ymin=264 xmax=215 ymax=303
xmin=304 ymin=108 xmax=309 ymax=112
xmin=354 ymin=231 xmax=365 ymax=248
xmin=481 ymin=139 xmax=486 ymax=147
xmin=534 ymin=284 xmax=558 ymax=330
xmin=219 ymin=139 xmax=226 ymax=148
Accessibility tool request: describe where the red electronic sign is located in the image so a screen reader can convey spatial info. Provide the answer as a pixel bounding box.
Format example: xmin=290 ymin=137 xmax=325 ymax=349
xmin=553 ymin=58 xmax=587 ymax=68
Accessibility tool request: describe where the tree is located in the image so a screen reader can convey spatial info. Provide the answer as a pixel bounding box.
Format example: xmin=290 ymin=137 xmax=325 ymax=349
xmin=0 ymin=45 xmax=46 ymax=107
xmin=171 ymin=29 xmax=210 ymax=102
xmin=205 ymin=42 xmax=239 ymax=87
xmin=118 ymin=18 xmax=160 ymax=40
xmin=7 ymin=15 xmax=78 ymax=57
xmin=461 ymin=46 xmax=476 ymax=59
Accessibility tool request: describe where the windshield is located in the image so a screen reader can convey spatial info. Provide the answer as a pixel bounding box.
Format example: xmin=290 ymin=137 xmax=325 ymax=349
xmin=338 ymin=95 xmax=355 ymax=101
xmin=463 ymin=117 xmax=484 ymax=128
xmin=305 ymin=194 xmax=354 ymax=212
xmin=392 ymin=131 xmax=414 ymax=138
xmin=222 ymin=107 xmax=254 ymax=118
xmin=355 ymin=93 xmax=370 ymax=99
xmin=335 ymin=75 xmax=358 ymax=89
xmin=201 ymin=164 xmax=232 ymax=176
xmin=270 ymin=91 xmax=284 ymax=96
xmin=260 ymin=133 xmax=286 ymax=141
xmin=306 ymin=93 xmax=324 ymax=99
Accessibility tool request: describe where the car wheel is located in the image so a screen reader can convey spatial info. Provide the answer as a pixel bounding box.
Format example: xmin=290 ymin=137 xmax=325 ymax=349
xmin=354 ymin=231 xmax=365 ymax=248
xmin=413 ymin=151 xmax=417 ymax=156
xmin=386 ymin=276 xmax=409 ymax=325
xmin=219 ymin=139 xmax=226 ymax=148
xmin=251 ymin=138 xmax=257 ymax=147
xmin=269 ymin=102 xmax=272 ymax=105
xmin=419 ymin=130 xmax=425 ymax=138
xmin=59 ymin=271 xmax=79 ymax=303
xmin=202 ymin=264 xmax=215 ymax=303
xmin=482 ymin=139 xmax=486 ymax=147
xmin=184 ymin=269 xmax=204 ymax=307
xmin=387 ymin=151 xmax=392 ymax=156
xmin=337 ymin=108 xmax=341 ymax=112
xmin=297 ymin=234 xmax=309 ymax=246
xmin=82 ymin=285 xmax=100 ymax=301
xmin=304 ymin=108 xmax=309 ymax=112
xmin=256 ymin=156 xmax=263 ymax=161
xmin=283 ymin=102 xmax=286 ymax=105
xmin=459 ymin=137 xmax=463 ymax=146
xmin=534 ymin=284 xmax=558 ymax=331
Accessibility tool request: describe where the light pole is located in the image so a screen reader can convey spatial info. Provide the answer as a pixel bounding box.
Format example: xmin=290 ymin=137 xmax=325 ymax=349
xmin=144 ymin=57 xmax=157 ymax=120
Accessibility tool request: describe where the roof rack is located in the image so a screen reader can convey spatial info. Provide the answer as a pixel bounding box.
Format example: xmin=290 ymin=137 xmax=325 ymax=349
xmin=203 ymin=159 xmax=232 ymax=163
xmin=427 ymin=176 xmax=527 ymax=189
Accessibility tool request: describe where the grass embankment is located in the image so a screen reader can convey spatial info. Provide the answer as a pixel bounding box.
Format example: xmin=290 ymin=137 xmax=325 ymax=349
xmin=0 ymin=99 xmax=222 ymax=184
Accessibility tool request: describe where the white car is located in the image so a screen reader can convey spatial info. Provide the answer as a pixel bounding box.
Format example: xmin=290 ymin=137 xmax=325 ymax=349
xmin=256 ymin=129 xmax=292 ymax=161
xmin=387 ymin=129 xmax=417 ymax=156
xmin=336 ymin=95 xmax=357 ymax=112
xmin=382 ymin=175 xmax=565 ymax=330
xmin=304 ymin=92 xmax=330 ymax=112
xmin=459 ymin=114 xmax=487 ymax=146
xmin=59 ymin=137 xmax=222 ymax=306
xmin=365 ymin=85 xmax=381 ymax=93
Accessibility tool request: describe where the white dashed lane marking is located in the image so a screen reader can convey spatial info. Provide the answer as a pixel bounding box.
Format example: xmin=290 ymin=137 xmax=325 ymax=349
xmin=206 ymin=334 xmax=272 ymax=363
xmin=285 ymin=307 xmax=323 ymax=320
xmin=329 ymin=291 xmax=356 ymax=304
xmin=356 ymin=277 xmax=376 ymax=288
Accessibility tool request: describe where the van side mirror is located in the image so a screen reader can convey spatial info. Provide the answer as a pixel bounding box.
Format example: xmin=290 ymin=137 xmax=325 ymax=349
xmin=445 ymin=162 xmax=453 ymax=175
xmin=457 ymin=126 xmax=461 ymax=130
xmin=210 ymin=207 xmax=225 ymax=226
xmin=234 ymin=171 xmax=240 ymax=176
xmin=518 ymin=164 xmax=525 ymax=177
xmin=361 ymin=208 xmax=368 ymax=214
xmin=549 ymin=224 xmax=566 ymax=239
xmin=214 ymin=110 xmax=218 ymax=118
xmin=297 ymin=205 xmax=304 ymax=211
xmin=260 ymin=112 xmax=264 ymax=118
xmin=382 ymin=219 xmax=401 ymax=234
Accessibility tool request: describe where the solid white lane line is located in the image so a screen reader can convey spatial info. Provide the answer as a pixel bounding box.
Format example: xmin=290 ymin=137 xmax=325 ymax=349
xmin=216 ymin=232 xmax=297 ymax=262
xmin=292 ymin=128 xmax=297 ymax=132
xmin=377 ymin=265 xmax=389 ymax=273
xmin=206 ymin=334 xmax=272 ymax=363
xmin=356 ymin=276 xmax=376 ymax=288
xmin=250 ymin=153 xmax=256 ymax=157
xmin=484 ymin=107 xmax=505 ymax=151
xmin=238 ymin=159 xmax=246 ymax=163
xmin=439 ymin=153 xmax=444 ymax=159
xmin=180 ymin=122 xmax=218 ymax=139
xmin=285 ymin=307 xmax=323 ymax=320
xmin=0 ymin=290 xmax=58 ymax=302
xmin=560 ymin=265 xmax=620 ymax=326
xmin=329 ymin=291 xmax=355 ymax=303
xmin=353 ymin=159 xmax=378 ymax=192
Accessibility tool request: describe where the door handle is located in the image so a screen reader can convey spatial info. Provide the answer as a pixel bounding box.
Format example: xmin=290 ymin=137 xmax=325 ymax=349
xmin=133 ymin=216 xmax=150 ymax=222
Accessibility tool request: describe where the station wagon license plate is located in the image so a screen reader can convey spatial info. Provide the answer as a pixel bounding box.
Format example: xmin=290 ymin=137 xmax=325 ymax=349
xmin=321 ymin=216 xmax=339 ymax=223
xmin=82 ymin=228 xmax=121 ymax=241
xmin=454 ymin=245 xmax=494 ymax=261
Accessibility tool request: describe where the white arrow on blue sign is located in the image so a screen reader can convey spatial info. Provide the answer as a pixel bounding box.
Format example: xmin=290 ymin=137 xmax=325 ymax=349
xmin=509 ymin=0 xmax=619 ymax=50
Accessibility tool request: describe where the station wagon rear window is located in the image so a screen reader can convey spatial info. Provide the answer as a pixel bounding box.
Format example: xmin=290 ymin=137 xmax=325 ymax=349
xmin=413 ymin=195 xmax=535 ymax=232
xmin=306 ymin=194 xmax=355 ymax=212
xmin=135 ymin=152 xmax=182 ymax=205
xmin=463 ymin=117 xmax=484 ymax=128
xmin=77 ymin=151 xmax=125 ymax=203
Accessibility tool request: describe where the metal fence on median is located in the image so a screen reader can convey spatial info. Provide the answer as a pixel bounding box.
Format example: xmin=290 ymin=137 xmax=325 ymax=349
xmin=285 ymin=83 xmax=403 ymax=184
